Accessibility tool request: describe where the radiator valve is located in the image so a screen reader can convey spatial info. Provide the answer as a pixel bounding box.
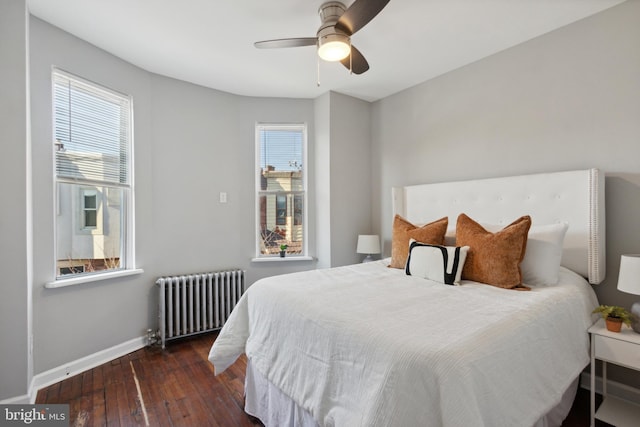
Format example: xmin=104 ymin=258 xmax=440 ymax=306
xmin=146 ymin=328 xmax=160 ymax=347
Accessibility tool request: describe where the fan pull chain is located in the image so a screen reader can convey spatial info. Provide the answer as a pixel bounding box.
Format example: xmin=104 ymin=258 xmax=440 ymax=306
xmin=317 ymin=54 xmax=321 ymax=87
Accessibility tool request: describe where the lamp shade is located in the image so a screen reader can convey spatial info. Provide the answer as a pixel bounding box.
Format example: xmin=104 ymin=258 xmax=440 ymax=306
xmin=318 ymin=39 xmax=350 ymax=61
xmin=317 ymin=28 xmax=350 ymax=62
xmin=617 ymin=254 xmax=640 ymax=295
xmin=356 ymin=235 xmax=381 ymax=255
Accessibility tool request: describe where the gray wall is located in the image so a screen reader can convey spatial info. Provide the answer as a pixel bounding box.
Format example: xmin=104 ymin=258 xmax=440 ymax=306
xmin=27 ymin=16 xmax=332 ymax=380
xmin=0 ymin=0 xmax=31 ymax=401
xmin=315 ymin=91 xmax=373 ymax=268
xmin=327 ymin=92 xmax=373 ymax=266
xmin=372 ymin=0 xmax=640 ymax=386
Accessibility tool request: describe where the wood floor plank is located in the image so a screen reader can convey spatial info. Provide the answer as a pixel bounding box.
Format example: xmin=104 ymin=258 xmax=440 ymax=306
xmin=174 ymin=374 xmax=214 ymax=420
xmin=139 ymin=348 xmax=178 ymax=426
xmin=114 ymin=371 xmax=137 ymax=426
xmin=80 ymin=368 xmax=93 ymax=395
xmin=101 ymin=360 xmax=116 ymax=386
xmin=103 ymin=381 xmax=121 ymax=427
xmin=68 ymin=395 xmax=91 ymax=427
xmin=88 ymin=389 xmax=106 ymax=427
xmin=34 ymin=331 xmax=599 ymax=426
xmin=69 ymin=372 xmax=83 ymax=400
xmin=38 ymin=381 xmax=59 ymax=403
xmin=162 ymin=371 xmax=194 ymax=426
xmin=122 ymin=361 xmax=146 ymax=426
xmin=35 ymin=387 xmax=47 ymax=403
xmin=91 ymin=364 xmax=104 ymax=393
xmin=184 ymin=360 xmax=241 ymax=427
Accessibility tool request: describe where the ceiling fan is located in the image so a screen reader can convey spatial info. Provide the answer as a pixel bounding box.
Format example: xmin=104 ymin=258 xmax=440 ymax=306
xmin=254 ymin=0 xmax=390 ymax=75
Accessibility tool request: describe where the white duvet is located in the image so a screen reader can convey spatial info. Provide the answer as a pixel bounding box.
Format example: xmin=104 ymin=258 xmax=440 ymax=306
xmin=209 ymin=261 xmax=598 ymax=427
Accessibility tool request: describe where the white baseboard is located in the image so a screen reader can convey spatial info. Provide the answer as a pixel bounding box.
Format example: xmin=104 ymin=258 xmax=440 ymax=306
xmin=0 ymin=394 xmax=31 ymax=404
xmin=27 ymin=335 xmax=147 ymax=403
xmin=580 ymin=371 xmax=640 ymax=404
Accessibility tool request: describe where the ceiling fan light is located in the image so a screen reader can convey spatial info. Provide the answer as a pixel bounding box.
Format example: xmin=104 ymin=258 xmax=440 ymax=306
xmin=318 ymin=33 xmax=350 ymax=61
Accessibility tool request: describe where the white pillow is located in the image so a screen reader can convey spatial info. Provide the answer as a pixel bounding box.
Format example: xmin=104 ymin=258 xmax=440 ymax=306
xmin=482 ymin=222 xmax=569 ymax=286
xmin=521 ymin=223 xmax=569 ymax=286
xmin=405 ymin=240 xmax=469 ymax=285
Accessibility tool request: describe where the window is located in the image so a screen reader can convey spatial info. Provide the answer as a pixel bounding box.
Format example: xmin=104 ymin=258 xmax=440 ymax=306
xmin=81 ymin=189 xmax=98 ymax=229
xmin=52 ymin=69 xmax=133 ymax=278
xmin=256 ymin=124 xmax=307 ymax=258
xmin=276 ymin=195 xmax=287 ymax=226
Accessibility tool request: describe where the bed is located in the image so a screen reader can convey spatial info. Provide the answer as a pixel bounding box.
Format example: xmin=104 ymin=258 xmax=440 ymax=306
xmin=209 ymin=168 xmax=605 ymax=427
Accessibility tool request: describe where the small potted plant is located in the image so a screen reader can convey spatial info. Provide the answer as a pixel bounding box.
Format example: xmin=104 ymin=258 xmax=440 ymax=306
xmin=279 ymin=244 xmax=288 ymax=258
xmin=592 ymin=305 xmax=633 ymax=332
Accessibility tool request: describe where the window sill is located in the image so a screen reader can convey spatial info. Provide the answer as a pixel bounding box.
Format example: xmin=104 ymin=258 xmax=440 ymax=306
xmin=251 ymin=256 xmax=314 ymax=263
xmin=44 ymin=268 xmax=144 ymax=289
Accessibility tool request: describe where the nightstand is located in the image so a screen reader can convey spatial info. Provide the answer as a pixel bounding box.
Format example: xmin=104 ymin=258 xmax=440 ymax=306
xmin=589 ymin=319 xmax=640 ymax=427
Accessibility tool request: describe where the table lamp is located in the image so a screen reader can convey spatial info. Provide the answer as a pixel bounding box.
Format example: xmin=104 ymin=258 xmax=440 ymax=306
xmin=617 ymin=254 xmax=640 ymax=333
xmin=357 ymin=235 xmax=380 ymax=263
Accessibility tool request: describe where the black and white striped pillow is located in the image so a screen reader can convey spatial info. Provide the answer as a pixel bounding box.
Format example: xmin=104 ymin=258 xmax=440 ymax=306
xmin=405 ymin=241 xmax=469 ymax=285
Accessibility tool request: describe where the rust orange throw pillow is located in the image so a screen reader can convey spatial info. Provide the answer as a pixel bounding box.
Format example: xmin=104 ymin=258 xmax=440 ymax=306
xmin=456 ymin=213 xmax=532 ymax=290
xmin=390 ymin=215 xmax=448 ymax=269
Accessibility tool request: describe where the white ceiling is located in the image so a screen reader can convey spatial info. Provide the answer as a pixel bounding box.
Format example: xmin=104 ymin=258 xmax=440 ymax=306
xmin=27 ymin=0 xmax=625 ymax=102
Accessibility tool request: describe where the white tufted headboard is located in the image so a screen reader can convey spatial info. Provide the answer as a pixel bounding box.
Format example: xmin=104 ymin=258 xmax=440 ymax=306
xmin=393 ymin=169 xmax=606 ymax=284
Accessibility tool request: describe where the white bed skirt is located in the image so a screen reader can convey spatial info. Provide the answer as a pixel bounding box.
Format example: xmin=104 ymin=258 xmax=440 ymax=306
xmin=244 ymin=359 xmax=579 ymax=427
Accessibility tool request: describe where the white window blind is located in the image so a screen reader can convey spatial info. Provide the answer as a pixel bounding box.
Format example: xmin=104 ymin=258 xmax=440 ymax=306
xmin=258 ymin=128 xmax=303 ymax=177
xmin=53 ymin=71 xmax=130 ymax=186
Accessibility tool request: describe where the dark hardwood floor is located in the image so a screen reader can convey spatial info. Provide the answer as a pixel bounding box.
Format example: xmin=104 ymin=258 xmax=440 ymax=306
xmin=36 ymin=332 xmax=259 ymax=426
xmin=37 ymin=332 xmax=609 ymax=426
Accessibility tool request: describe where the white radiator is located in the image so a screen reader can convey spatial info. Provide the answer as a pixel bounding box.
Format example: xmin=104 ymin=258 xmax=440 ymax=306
xmin=156 ymin=269 xmax=246 ymax=348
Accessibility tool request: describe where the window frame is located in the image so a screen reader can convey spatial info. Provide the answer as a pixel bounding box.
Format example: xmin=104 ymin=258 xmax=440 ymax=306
xmin=47 ymin=69 xmax=139 ymax=286
xmin=254 ymin=123 xmax=309 ymax=260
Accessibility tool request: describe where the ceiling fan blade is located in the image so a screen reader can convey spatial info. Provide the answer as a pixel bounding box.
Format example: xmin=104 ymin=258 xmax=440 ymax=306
xmin=254 ymin=38 xmax=317 ymax=49
xmin=335 ymin=0 xmax=390 ymax=35
xmin=340 ymin=45 xmax=369 ymax=74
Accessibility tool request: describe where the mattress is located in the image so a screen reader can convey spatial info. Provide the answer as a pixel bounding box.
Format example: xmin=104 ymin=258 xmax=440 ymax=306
xmin=209 ymin=261 xmax=599 ymax=427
